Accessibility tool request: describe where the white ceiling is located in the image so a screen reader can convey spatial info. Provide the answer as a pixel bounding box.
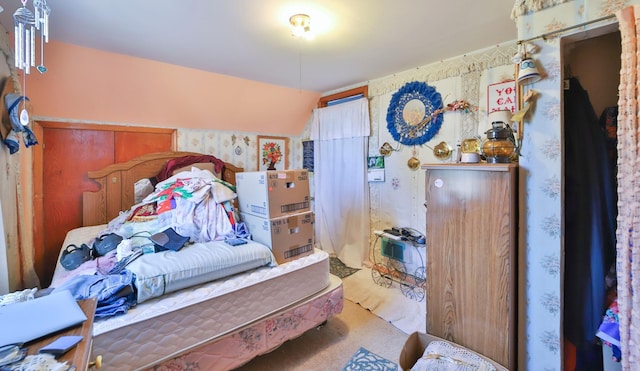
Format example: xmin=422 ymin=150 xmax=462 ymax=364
xmin=0 ymin=0 xmax=518 ymax=93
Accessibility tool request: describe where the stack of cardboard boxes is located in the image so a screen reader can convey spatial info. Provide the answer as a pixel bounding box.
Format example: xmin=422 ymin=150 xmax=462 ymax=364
xmin=236 ymin=170 xmax=314 ymax=264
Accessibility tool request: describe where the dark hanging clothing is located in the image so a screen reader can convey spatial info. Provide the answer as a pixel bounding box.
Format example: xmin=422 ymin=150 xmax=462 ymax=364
xmin=599 ymin=106 xmax=618 ymax=181
xmin=563 ymin=78 xmax=617 ymax=369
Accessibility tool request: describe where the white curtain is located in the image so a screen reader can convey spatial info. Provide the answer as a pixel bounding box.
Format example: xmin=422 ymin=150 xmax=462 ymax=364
xmin=615 ymin=7 xmax=640 ymax=370
xmin=311 ymin=97 xmax=370 ymax=268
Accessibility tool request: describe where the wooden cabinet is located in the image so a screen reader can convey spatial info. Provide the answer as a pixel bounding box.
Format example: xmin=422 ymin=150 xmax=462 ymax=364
xmin=423 ymin=163 xmax=517 ymax=370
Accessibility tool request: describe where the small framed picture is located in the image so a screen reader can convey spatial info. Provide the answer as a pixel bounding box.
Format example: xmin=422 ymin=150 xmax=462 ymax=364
xmin=257 ymin=135 xmax=289 ymax=171
xmin=368 ymin=156 xmax=385 ymax=169
xmin=367 ymin=156 xmax=385 ymax=182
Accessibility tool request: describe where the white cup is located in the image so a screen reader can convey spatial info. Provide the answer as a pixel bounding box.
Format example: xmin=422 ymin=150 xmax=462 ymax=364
xmin=461 ymin=152 xmax=480 ymax=163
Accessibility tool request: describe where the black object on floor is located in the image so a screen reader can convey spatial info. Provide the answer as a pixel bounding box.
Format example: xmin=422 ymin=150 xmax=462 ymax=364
xmin=330 ymin=257 xmax=360 ymax=279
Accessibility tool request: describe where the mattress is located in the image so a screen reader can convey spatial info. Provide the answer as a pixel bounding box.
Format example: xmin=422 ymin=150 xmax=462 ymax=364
xmin=90 ymin=248 xmax=331 ymax=370
xmin=126 ymin=237 xmax=274 ymax=303
xmin=156 ymin=274 xmax=344 ymax=371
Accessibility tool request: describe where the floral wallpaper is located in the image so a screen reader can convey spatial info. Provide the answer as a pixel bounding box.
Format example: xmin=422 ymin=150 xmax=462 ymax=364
xmin=356 ymin=45 xmax=521 ymax=289
xmin=511 ymin=0 xmax=571 ymax=18
xmin=513 ymin=0 xmax=630 ymax=370
xmin=175 ymin=129 xmax=307 ymax=172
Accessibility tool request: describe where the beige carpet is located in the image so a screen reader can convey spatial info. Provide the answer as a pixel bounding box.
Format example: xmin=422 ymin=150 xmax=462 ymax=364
xmin=236 ymin=268 xmax=424 ymax=370
xmin=235 ymin=300 xmax=408 ymax=370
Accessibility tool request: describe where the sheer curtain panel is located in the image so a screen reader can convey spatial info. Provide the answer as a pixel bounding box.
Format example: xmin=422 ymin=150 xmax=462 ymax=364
xmin=311 ymin=97 xmax=371 ymax=268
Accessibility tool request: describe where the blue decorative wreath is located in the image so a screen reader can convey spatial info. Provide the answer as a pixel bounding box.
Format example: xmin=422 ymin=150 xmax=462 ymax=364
xmin=386 ymin=81 xmax=443 ymax=146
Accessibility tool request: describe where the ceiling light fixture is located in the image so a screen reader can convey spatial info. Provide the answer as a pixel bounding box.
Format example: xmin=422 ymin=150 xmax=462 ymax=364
xmin=289 ymin=13 xmax=312 ymax=39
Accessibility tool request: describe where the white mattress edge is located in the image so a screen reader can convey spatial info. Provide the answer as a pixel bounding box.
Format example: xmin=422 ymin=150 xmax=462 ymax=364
xmin=93 ymin=249 xmax=329 ymax=335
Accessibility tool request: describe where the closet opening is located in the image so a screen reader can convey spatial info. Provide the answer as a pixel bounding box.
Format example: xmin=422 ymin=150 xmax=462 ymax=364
xmin=561 ymin=25 xmax=621 ymax=371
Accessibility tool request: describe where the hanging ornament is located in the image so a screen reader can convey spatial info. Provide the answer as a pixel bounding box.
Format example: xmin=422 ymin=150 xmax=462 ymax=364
xmin=407 ymin=147 xmax=421 ymax=170
xmin=13 ymin=1 xmax=35 ymax=74
xmin=13 ymin=0 xmax=50 ymax=75
xmin=34 ymin=0 xmax=51 ymax=73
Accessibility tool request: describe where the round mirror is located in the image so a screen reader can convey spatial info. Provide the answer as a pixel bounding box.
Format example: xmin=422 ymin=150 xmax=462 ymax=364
xmin=402 ymin=99 xmax=426 ymax=125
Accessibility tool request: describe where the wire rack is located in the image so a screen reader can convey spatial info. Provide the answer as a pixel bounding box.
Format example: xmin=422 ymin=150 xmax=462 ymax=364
xmin=370 ymin=231 xmax=426 ymax=302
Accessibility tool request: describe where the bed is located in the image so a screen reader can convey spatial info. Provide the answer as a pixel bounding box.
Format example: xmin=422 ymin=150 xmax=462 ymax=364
xmin=48 ymin=151 xmax=343 ymax=371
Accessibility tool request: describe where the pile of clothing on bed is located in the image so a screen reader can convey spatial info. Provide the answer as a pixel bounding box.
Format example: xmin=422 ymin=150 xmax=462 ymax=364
xmin=108 ymin=166 xmax=239 ymax=242
xmin=50 ymin=166 xmax=260 ymax=318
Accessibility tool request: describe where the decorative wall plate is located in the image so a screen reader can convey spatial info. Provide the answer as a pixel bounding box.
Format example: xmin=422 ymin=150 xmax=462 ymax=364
xmin=386 ymin=81 xmax=443 ymax=146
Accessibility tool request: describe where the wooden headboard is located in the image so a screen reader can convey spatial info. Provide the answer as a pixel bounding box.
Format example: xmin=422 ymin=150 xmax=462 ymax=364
xmin=82 ymin=151 xmax=244 ymax=226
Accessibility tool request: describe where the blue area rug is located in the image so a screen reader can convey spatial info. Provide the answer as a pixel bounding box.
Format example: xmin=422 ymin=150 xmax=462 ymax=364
xmin=342 ymin=347 xmax=398 ymax=371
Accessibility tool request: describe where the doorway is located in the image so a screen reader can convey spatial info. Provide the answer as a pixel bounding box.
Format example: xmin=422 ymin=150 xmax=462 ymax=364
xmin=562 ymin=27 xmax=621 ymax=371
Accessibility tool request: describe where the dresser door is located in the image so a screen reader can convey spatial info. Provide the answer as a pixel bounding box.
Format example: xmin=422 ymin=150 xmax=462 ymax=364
xmin=424 ymin=164 xmax=517 ymax=370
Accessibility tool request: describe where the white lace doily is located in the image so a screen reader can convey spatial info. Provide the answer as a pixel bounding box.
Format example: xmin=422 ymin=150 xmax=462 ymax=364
xmin=2 ymin=354 xmax=71 ymax=371
xmin=411 ymin=340 xmax=497 ymax=371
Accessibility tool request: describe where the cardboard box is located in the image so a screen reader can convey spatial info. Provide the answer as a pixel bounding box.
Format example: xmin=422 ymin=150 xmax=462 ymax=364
xmin=399 ymin=332 xmax=508 ymax=371
xmin=241 ymin=211 xmax=315 ymax=264
xmin=236 ymin=170 xmax=310 ymax=219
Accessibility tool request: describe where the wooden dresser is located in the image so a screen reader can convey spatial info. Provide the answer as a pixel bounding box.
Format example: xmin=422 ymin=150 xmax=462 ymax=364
xmin=422 ymin=163 xmax=517 ymax=370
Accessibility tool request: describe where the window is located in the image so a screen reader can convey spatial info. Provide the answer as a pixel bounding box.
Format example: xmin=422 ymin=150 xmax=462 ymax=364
xmin=317 ymin=86 xmax=368 ymax=108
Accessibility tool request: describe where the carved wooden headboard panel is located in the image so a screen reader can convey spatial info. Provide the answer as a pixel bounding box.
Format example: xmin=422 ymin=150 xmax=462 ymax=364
xmin=82 ymin=151 xmax=244 ymax=226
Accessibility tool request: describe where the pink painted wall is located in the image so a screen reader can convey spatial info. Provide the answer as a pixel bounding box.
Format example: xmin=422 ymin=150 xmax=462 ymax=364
xmin=23 ymin=41 xmax=320 ymax=135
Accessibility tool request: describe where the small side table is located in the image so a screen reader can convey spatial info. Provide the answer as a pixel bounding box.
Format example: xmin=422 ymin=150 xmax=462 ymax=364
xmin=26 ymin=297 xmax=98 ymax=370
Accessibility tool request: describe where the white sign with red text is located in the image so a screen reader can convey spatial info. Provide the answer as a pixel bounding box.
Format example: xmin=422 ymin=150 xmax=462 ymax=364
xmin=487 ymin=80 xmax=516 ymax=114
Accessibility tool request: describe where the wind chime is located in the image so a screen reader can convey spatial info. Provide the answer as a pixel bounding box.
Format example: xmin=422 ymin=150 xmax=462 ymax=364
xmin=13 ymin=0 xmax=50 ymax=75
xmin=3 ymin=0 xmax=50 ymax=154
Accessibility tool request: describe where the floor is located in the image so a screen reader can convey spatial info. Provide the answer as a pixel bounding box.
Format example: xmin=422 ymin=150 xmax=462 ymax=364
xmin=235 ymin=300 xmax=408 ymax=370
xmin=235 ymin=266 xmax=426 ymax=370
